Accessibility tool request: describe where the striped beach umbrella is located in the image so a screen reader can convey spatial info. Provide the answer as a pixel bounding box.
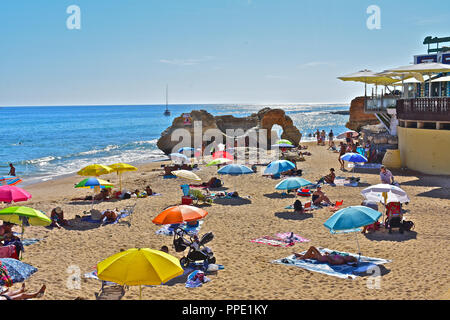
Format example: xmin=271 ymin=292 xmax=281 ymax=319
xmin=0 ymin=176 xmax=22 ymax=186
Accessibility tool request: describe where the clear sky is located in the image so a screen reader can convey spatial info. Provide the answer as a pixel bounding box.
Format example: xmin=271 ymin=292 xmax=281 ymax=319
xmin=0 ymin=0 xmax=448 ymax=106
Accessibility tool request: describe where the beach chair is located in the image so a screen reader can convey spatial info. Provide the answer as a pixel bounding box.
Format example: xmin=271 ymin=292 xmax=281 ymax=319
xmin=303 ymin=201 xmax=312 ymax=212
xmin=95 ymin=281 xmax=126 ymax=300
xmin=385 ymin=202 xmax=404 ymax=234
xmin=329 ymin=200 xmax=344 ymax=212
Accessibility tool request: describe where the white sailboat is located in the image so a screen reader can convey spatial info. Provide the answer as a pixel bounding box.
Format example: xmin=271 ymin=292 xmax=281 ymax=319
xmin=164 ymin=84 xmax=171 ymax=116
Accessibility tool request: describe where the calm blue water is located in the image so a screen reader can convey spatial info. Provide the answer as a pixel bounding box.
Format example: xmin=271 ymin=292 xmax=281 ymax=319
xmin=0 ymin=104 xmax=349 ymax=184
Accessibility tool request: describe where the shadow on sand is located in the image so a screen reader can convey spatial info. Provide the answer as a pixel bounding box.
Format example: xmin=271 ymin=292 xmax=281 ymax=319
xmin=264 ymin=192 xmax=296 ymax=199
xmin=213 ymin=197 xmax=252 ymax=206
xmin=364 ymin=230 xmax=417 ymax=242
xmin=274 ymin=211 xmax=313 ymax=221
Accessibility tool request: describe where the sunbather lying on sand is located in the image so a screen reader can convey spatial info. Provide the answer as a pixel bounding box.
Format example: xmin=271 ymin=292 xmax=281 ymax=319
xmin=0 ymin=283 xmax=46 ymax=300
xmin=293 ymin=246 xmax=357 ymax=265
xmin=101 ymin=209 xmax=119 ymax=224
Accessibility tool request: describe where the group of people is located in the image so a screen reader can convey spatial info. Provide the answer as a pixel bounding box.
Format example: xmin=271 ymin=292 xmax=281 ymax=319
xmin=314 ymin=129 xmax=334 ymax=147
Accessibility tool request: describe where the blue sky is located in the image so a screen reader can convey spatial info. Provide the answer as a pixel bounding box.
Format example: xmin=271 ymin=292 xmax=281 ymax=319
xmin=0 ymin=0 xmax=448 ymax=106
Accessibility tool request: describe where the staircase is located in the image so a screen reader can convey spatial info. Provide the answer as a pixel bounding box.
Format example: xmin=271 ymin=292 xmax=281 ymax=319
xmin=374 ymin=112 xmax=392 ymax=131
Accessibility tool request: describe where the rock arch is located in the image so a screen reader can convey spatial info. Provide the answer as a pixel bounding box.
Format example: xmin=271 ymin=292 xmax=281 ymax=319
xmin=258 ymin=109 xmax=302 ymax=146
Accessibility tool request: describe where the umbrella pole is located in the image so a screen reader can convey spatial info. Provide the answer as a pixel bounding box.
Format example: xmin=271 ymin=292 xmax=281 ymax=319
xmin=139 ymin=285 xmax=142 ymax=300
xmin=355 ymin=232 xmax=361 ymax=263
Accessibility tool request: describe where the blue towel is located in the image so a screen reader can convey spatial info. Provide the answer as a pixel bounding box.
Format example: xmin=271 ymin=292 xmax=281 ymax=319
xmin=163 ymin=175 xmax=177 ymax=179
xmin=272 ymin=248 xmax=391 ymax=280
xmin=81 ymin=213 xmax=129 ymax=225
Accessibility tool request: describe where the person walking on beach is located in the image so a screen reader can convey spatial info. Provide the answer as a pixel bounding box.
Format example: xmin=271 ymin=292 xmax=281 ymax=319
xmin=320 ymin=130 xmax=326 ymax=146
xmin=328 ymin=130 xmax=334 ymax=147
xmin=8 ymin=163 xmax=16 ymax=176
xmin=338 ymin=142 xmax=346 ymax=171
xmin=315 ymin=130 xmax=321 ymax=145
xmin=380 ymin=165 xmax=395 ymax=185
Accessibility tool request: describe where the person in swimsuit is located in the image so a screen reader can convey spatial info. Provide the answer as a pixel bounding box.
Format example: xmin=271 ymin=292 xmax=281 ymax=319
xmin=100 ymin=209 xmax=119 ymax=224
xmin=311 ymin=186 xmax=333 ymax=206
xmin=50 ymin=207 xmax=68 ymax=229
xmin=8 ymin=163 xmax=16 ymax=177
xmin=293 ymin=246 xmax=357 ymax=265
xmin=0 ymin=283 xmax=46 ymax=300
xmin=338 ymin=142 xmax=346 ymax=170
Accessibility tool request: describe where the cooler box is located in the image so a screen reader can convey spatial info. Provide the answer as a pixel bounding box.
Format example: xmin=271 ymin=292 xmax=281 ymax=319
xmin=182 ymin=196 xmax=193 ymax=205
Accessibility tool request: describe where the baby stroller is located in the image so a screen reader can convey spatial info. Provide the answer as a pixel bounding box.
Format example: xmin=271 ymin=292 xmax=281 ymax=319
xmin=173 ymin=227 xmax=216 ymax=268
xmin=385 ymin=202 xmax=404 ymax=234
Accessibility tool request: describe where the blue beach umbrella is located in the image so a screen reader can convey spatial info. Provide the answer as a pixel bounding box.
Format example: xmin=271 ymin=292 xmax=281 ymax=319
xmin=178 ymin=147 xmax=195 ymax=155
xmin=271 ymin=144 xmax=295 ymax=149
xmin=340 ymin=153 xmax=368 ymax=163
xmin=264 ymin=160 xmax=296 ymax=176
xmin=0 ymin=258 xmax=38 ymax=285
xmin=217 ymin=164 xmax=254 ymax=192
xmin=275 ymin=177 xmax=314 ymax=191
xmin=324 ymin=206 xmax=382 ymax=260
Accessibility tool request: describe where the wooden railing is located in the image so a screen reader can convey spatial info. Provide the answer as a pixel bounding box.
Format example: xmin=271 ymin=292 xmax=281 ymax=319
xmin=397 ymin=98 xmax=450 ymax=121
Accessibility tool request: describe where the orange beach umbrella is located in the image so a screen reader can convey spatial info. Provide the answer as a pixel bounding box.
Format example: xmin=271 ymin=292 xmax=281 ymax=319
xmin=152 ymin=205 xmax=208 ymax=225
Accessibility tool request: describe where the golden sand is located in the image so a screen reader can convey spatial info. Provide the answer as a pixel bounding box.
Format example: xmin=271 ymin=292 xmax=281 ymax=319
xmin=7 ymin=142 xmax=450 ymax=300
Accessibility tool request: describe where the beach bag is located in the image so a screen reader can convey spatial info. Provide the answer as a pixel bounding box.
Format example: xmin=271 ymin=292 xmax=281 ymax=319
xmin=402 ymin=220 xmax=415 ymax=231
xmin=297 ymin=188 xmax=311 ymax=197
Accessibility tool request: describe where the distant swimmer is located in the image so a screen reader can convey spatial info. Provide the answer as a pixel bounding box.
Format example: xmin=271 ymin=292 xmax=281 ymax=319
xmin=8 ymin=163 xmax=16 ymax=176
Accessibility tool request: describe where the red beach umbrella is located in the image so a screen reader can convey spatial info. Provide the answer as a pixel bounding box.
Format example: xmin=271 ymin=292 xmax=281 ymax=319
xmin=152 ymin=205 xmax=208 ymax=225
xmin=0 ymin=185 xmax=32 ymax=203
xmin=212 ymin=151 xmax=233 ymax=160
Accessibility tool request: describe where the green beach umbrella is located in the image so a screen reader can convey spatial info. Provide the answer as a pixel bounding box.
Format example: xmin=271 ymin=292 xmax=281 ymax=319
xmin=206 ymin=158 xmax=232 ymax=167
xmin=75 ymin=178 xmax=114 ymax=189
xmin=276 ymin=139 xmax=293 ymax=145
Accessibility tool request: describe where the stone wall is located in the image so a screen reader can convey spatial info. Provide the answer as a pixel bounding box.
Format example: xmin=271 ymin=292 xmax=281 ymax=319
xmin=346 ymin=96 xmax=380 ymax=131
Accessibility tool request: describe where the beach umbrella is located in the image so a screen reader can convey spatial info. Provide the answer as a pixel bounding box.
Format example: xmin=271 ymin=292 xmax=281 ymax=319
xmin=324 ymin=206 xmax=382 ymax=261
xmin=212 ymin=151 xmax=233 ymax=160
xmin=217 ymin=164 xmax=254 ymax=192
xmin=271 ymin=143 xmax=295 ymax=148
xmin=337 ymin=70 xmax=398 ymax=96
xmin=172 ymin=170 xmax=201 ymax=182
xmin=0 ymin=185 xmax=32 ymax=204
xmin=206 ymin=158 xmax=232 ymax=167
xmin=264 ymin=160 xmax=296 ymax=176
xmin=336 ymin=130 xmax=359 ymax=139
xmin=0 ymin=258 xmax=38 ymax=285
xmin=75 ymin=178 xmax=114 ymax=208
xmin=178 ymin=147 xmax=195 ymax=156
xmin=97 ymin=248 xmax=183 ymax=299
xmin=152 ymin=205 xmax=208 ymax=225
xmin=276 ymin=139 xmax=293 ymax=145
xmin=0 ymin=176 xmax=23 ymax=186
xmin=340 ymin=153 xmax=368 ymax=163
xmin=108 ymin=163 xmax=137 ymax=192
xmin=169 ymin=153 xmax=190 ymax=164
xmin=361 ymin=184 xmax=409 ymax=222
xmin=275 ymin=177 xmax=314 ymax=191
xmin=77 ymin=164 xmax=113 ymax=177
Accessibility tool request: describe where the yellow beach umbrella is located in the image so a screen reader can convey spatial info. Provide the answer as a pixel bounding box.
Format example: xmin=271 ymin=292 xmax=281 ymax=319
xmin=77 ymin=164 xmax=113 ymax=177
xmin=97 ymin=248 xmax=184 ymax=299
xmin=108 ymin=163 xmax=138 ymax=192
xmin=172 ymin=170 xmax=201 ymax=182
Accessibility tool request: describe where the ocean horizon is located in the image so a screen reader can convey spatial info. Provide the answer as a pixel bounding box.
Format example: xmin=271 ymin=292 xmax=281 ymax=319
xmin=1 ymin=103 xmax=349 ymax=185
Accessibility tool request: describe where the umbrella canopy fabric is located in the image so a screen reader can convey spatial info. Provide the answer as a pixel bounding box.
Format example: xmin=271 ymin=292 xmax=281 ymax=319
xmin=276 ymin=139 xmax=293 ymax=145
xmin=75 ymin=178 xmax=114 ymax=189
xmin=97 ymin=248 xmax=183 ymax=286
xmin=0 ymin=258 xmax=38 ymax=285
xmin=271 ymin=143 xmax=295 ymax=148
xmin=264 ymin=160 xmax=296 ymax=175
xmin=0 ymin=176 xmax=22 ymax=186
xmin=340 ymin=153 xmax=368 ymax=163
xmin=0 ymin=206 xmax=52 ymax=227
xmin=77 ymin=164 xmax=113 ymax=177
xmin=338 ymin=70 xmax=398 ymax=85
xmin=336 ymin=130 xmax=359 ymax=139
xmin=169 ymin=153 xmax=190 ymax=164
xmin=178 ymin=147 xmax=195 ymax=154
xmin=172 ymin=170 xmax=201 ymax=182
xmin=206 ymin=158 xmax=232 ymax=167
xmin=212 ymin=151 xmax=233 ymax=160
xmin=0 ymin=185 xmax=32 ymax=203
xmin=275 ymin=178 xmax=314 ymax=191
xmin=384 ymin=62 xmax=450 ymax=74
xmin=108 ymin=163 xmax=137 ymax=173
xmin=361 ymin=184 xmax=409 ymax=204
xmin=324 ymin=206 xmax=382 ymax=234
xmin=217 ymin=164 xmax=253 ymax=176
xmin=152 ymin=205 xmax=208 ymax=225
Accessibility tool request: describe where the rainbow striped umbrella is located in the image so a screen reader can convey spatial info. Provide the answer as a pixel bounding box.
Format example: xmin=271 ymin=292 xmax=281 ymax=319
xmin=0 ymin=176 xmax=22 ymax=186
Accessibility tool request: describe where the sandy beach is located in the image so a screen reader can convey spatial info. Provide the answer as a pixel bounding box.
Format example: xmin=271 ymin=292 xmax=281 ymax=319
xmin=5 ymin=142 xmax=449 ymax=300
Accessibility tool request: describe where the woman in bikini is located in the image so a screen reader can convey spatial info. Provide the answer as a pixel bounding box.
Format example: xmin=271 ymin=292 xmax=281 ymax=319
xmin=0 ymin=283 xmax=46 ymax=300
xmin=293 ymin=246 xmax=357 ymax=265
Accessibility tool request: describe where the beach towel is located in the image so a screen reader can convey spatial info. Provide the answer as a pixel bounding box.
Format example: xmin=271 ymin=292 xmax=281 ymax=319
xmin=250 ymin=236 xmax=295 ymax=247
xmin=163 ymin=175 xmax=177 ymax=179
xmin=272 ymin=247 xmax=391 ymax=280
xmin=81 ymin=212 xmax=130 ymax=225
xmin=83 ymin=270 xmax=117 ymax=286
xmin=354 ymin=163 xmax=382 ymax=169
xmin=185 ymin=270 xmax=211 ymax=288
xmin=12 ymin=233 xmax=42 ymax=246
xmin=275 ymin=233 xmax=310 ymax=243
xmin=155 ymin=221 xmax=204 ymax=236
xmin=334 ymin=178 xmax=358 ymax=187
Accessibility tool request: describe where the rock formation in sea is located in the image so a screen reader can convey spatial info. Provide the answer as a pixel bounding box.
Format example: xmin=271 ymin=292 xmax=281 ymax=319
xmin=346 ymin=96 xmax=379 ymax=131
xmin=157 ymin=108 xmax=302 ymax=155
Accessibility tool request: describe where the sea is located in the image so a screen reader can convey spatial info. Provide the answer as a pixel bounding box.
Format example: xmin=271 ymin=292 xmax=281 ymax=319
xmin=0 ymin=104 xmax=349 ymax=185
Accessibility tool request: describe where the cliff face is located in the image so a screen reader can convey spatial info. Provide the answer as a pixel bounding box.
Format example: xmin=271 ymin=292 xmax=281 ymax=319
xmin=156 ymin=108 xmax=302 ymax=155
xmin=346 ymin=96 xmax=379 ymax=131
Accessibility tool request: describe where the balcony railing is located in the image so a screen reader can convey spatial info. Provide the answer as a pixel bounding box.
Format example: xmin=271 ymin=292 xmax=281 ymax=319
xmin=396 ymin=97 xmax=450 ymax=121
xmin=365 ymin=96 xmax=399 ymax=113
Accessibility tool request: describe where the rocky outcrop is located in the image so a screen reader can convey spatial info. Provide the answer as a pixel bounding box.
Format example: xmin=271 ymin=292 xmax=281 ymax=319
xmin=156 ymin=108 xmax=302 ymax=155
xmin=346 ymin=96 xmax=379 ymax=131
